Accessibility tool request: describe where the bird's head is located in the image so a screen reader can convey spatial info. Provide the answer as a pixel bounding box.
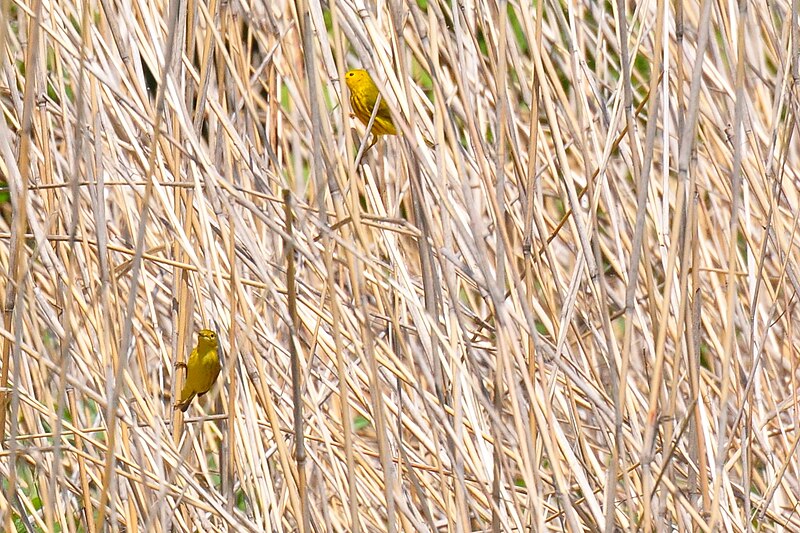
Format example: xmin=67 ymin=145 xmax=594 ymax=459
xmin=197 ymin=329 xmax=218 ymax=348
xmin=344 ymin=69 xmax=370 ymax=91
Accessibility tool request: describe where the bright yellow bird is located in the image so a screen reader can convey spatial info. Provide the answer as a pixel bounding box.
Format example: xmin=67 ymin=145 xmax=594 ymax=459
xmin=174 ymin=329 xmax=221 ymax=412
xmin=345 ymin=69 xmax=398 ymax=138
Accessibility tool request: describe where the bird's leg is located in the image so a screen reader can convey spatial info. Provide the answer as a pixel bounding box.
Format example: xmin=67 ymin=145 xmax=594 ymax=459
xmin=175 ymin=361 xmax=187 ymax=371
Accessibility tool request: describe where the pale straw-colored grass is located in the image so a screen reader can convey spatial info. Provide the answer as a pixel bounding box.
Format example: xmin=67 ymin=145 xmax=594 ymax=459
xmin=0 ymin=0 xmax=799 ymax=530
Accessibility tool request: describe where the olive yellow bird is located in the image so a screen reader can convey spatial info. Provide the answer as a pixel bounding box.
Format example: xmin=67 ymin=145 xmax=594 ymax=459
xmin=345 ymin=69 xmax=398 ymax=139
xmin=174 ymin=329 xmax=221 ymax=412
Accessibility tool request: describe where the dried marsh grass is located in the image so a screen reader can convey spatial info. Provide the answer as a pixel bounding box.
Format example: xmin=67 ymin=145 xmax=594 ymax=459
xmin=1 ymin=0 xmax=799 ymax=531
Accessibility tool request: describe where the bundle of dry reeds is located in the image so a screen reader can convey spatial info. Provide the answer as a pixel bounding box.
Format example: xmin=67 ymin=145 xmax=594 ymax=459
xmin=1 ymin=0 xmax=798 ymax=530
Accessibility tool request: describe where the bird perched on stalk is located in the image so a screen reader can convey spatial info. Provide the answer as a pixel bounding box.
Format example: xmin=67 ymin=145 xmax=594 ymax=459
xmin=345 ymin=69 xmax=397 ymax=148
xmin=174 ymin=329 xmax=221 ymax=412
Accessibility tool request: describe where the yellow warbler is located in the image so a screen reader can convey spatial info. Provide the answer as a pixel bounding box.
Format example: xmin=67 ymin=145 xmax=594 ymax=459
xmin=174 ymin=329 xmax=221 ymax=412
xmin=345 ymin=69 xmax=397 ymax=137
